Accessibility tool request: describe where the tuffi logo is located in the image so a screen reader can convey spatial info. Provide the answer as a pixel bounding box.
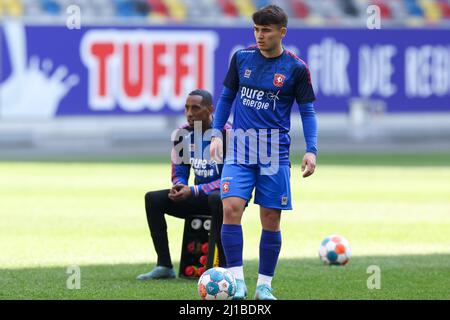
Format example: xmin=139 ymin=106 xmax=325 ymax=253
xmin=80 ymin=30 xmax=218 ymax=112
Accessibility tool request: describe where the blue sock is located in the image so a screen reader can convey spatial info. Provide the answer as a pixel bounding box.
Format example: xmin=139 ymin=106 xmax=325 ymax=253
xmin=259 ymin=229 xmax=282 ymax=277
xmin=221 ymin=224 xmax=243 ymax=268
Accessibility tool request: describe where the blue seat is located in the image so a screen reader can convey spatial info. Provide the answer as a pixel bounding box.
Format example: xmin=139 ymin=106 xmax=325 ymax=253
xmin=41 ymin=0 xmax=61 ymax=15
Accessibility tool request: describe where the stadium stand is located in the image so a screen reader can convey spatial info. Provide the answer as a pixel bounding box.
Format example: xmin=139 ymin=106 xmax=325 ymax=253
xmin=219 ymin=0 xmax=239 ymax=17
xmin=234 ymin=0 xmax=256 ymax=18
xmin=1 ymin=0 xmax=449 ymax=25
xmin=0 ymin=0 xmax=23 ymax=16
xmin=291 ymin=0 xmax=309 ymax=19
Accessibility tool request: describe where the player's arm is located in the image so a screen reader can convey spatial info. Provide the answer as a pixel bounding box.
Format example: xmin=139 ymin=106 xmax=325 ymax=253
xmin=169 ymin=164 xmax=192 ymax=201
xmin=191 ymin=135 xmax=226 ymax=197
xmin=295 ymin=64 xmax=318 ymax=178
xmin=210 ymin=52 xmax=239 ymax=162
xmin=190 ymin=179 xmax=221 ymax=197
xmin=169 ymin=132 xmax=192 ymax=201
xmin=172 ymin=165 xmax=189 ymax=185
xmin=171 ymin=172 xmax=222 ymax=202
xmin=170 ymin=131 xmax=190 ymax=185
xmin=298 ymin=102 xmax=317 ymax=178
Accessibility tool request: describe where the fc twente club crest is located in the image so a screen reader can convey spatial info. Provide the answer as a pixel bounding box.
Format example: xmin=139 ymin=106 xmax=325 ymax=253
xmin=222 ymin=182 xmax=230 ymax=194
xmin=273 ymin=73 xmax=286 ymax=87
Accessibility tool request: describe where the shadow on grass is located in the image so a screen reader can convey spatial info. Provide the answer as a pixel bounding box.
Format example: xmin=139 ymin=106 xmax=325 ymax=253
xmin=1 ymin=254 xmax=449 ymax=300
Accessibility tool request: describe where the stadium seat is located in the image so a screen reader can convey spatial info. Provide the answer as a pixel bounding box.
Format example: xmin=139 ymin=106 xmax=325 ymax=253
xmin=41 ymin=0 xmax=61 ymax=15
xmin=253 ymin=0 xmax=271 ymax=10
xmin=385 ymin=0 xmax=408 ymax=22
xmin=122 ymin=0 xmax=151 ymax=17
xmin=136 ymin=0 xmax=152 ymax=16
xmin=291 ymin=0 xmax=310 ymax=19
xmin=163 ymin=0 xmax=187 ymax=20
xmin=0 ymin=0 xmax=23 ymax=16
xmin=147 ymin=0 xmax=170 ymax=17
xmin=419 ymin=0 xmax=442 ymax=23
xmin=114 ymin=0 xmax=137 ymax=16
xmin=272 ymin=0 xmax=298 ymax=19
xmin=437 ymin=0 xmax=450 ymax=18
xmin=20 ymin=0 xmax=41 ymax=17
xmin=340 ymin=0 xmax=359 ymax=17
xmin=184 ymin=0 xmax=222 ymax=19
xmin=219 ymin=0 xmax=238 ymax=17
xmin=373 ymin=0 xmax=393 ymax=19
xmin=310 ymin=0 xmax=344 ymax=19
xmin=234 ymin=0 xmax=255 ymax=18
xmin=404 ymin=0 xmax=425 ymax=17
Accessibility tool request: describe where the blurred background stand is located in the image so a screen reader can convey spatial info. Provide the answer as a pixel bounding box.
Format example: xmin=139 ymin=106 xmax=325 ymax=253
xmin=348 ymin=98 xmax=387 ymax=143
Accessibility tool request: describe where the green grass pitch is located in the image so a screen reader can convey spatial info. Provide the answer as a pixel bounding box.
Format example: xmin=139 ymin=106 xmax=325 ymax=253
xmin=0 ymin=153 xmax=449 ymax=300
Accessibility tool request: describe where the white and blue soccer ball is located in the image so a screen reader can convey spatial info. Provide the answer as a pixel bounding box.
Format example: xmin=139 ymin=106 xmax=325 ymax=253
xmin=319 ymin=234 xmax=352 ymax=265
xmin=197 ymin=267 xmax=236 ymax=300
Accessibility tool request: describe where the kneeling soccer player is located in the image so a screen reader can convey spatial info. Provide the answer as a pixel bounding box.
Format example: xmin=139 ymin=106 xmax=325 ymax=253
xmin=137 ymin=89 xmax=229 ymax=280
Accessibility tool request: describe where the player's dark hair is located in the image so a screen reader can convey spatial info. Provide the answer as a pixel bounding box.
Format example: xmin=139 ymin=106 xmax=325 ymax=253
xmin=252 ymin=5 xmax=288 ymax=28
xmin=189 ymin=89 xmax=213 ymax=107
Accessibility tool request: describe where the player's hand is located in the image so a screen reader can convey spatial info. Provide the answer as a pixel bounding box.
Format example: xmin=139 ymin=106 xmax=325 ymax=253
xmin=301 ymin=153 xmax=316 ymax=178
xmin=168 ymin=184 xmax=192 ymax=202
xmin=210 ymin=137 xmax=223 ymax=163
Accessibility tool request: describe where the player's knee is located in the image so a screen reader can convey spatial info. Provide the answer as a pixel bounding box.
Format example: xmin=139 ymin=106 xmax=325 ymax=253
xmin=222 ymin=202 xmax=243 ymax=223
xmin=145 ymin=191 xmax=162 ymax=210
xmin=145 ymin=191 xmax=154 ymax=204
xmin=261 ymin=209 xmax=281 ymax=230
xmin=261 ymin=209 xmax=280 ymax=219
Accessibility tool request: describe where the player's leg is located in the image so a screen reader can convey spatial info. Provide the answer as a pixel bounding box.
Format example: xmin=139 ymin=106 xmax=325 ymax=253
xmin=221 ymin=196 xmax=248 ymax=299
xmin=206 ymin=191 xmax=227 ymax=267
xmin=253 ymin=165 xmax=292 ymax=300
xmin=220 ymin=163 xmax=256 ymax=299
xmin=255 ymin=207 xmax=281 ymax=300
xmin=144 ymin=189 xmax=174 ymax=268
xmin=138 ymin=189 xmax=210 ymax=280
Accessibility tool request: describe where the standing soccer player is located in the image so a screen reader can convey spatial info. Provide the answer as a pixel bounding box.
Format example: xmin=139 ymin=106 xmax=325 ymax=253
xmin=210 ymin=5 xmax=318 ymax=300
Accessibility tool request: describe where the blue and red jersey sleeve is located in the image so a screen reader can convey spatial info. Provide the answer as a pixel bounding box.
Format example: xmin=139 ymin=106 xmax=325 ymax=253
xmin=294 ymin=62 xmax=316 ymax=104
xmin=190 ymin=179 xmax=221 ymax=197
xmin=171 ymin=123 xmax=230 ymax=196
xmin=223 ymin=51 xmax=240 ymax=91
xmin=212 ymin=52 xmax=239 ymax=133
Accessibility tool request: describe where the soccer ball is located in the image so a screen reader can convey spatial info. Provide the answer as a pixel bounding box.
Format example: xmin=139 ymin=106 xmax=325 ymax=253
xmin=197 ymin=267 xmax=236 ymax=300
xmin=318 ymin=234 xmax=351 ymax=265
